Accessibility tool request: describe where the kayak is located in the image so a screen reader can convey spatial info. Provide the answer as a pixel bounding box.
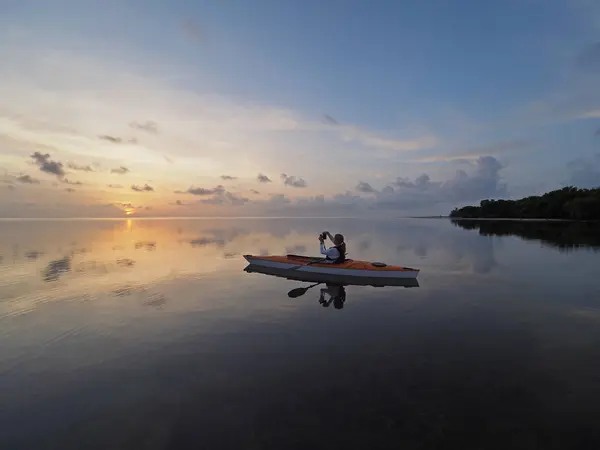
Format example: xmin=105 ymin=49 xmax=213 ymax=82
xmin=242 ymin=254 xmax=419 ymax=279
xmin=244 ymin=263 xmax=420 ymax=288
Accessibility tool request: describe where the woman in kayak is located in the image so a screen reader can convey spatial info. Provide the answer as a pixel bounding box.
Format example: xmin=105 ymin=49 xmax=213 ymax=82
xmin=318 ymin=231 xmax=346 ymax=264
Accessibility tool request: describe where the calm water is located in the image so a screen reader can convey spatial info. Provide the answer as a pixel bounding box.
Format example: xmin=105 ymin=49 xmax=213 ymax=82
xmin=1 ymin=218 xmax=599 ymax=450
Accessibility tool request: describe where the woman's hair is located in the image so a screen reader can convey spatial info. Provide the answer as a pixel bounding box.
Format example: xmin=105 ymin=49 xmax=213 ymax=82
xmin=334 ymin=233 xmax=344 ymax=243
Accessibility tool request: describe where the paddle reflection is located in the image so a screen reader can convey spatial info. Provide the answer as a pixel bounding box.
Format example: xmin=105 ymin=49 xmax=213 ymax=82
xmin=244 ymin=264 xmax=419 ymax=310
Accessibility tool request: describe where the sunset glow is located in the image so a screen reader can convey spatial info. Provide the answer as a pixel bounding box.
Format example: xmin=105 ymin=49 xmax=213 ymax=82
xmin=1 ymin=1 xmax=599 ymax=218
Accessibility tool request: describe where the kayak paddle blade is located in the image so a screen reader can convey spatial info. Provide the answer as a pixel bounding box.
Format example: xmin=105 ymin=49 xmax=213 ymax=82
xmin=287 ymin=287 xmax=309 ymax=298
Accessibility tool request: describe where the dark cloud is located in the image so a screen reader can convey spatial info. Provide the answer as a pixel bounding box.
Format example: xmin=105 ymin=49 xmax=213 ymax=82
xmin=257 ymin=173 xmax=272 ymax=183
xmin=131 ymin=184 xmax=154 ymax=192
xmin=99 ymin=135 xmax=137 ymax=144
xmin=65 ymin=188 xmax=76 ymax=193
xmin=107 ymin=184 xmax=123 ymax=188
xmin=356 ymin=181 xmax=377 ymax=193
xmin=177 ymin=185 xmax=225 ymax=195
xmin=323 ymin=114 xmax=339 ymax=126
xmin=566 ymin=153 xmax=600 ymax=188
xmin=111 ymin=166 xmax=130 ymax=174
xmin=173 ymin=200 xmax=184 ymax=206
xmin=62 ymin=178 xmax=82 ymax=185
xmin=17 ymin=174 xmax=40 ymax=184
xmin=30 ymin=152 xmax=65 ymax=177
xmin=281 ymin=173 xmax=307 ymax=188
xmin=5 ymin=184 xmax=16 ymax=190
xmin=576 ymin=42 xmax=600 ymax=73
xmin=129 ymin=120 xmax=158 ymax=134
xmin=220 ymin=174 xmax=238 ymax=181
xmin=99 ymin=135 xmax=122 ymax=143
xmin=250 ymin=189 xmax=260 ymax=194
xmin=67 ymin=163 xmax=94 ymax=172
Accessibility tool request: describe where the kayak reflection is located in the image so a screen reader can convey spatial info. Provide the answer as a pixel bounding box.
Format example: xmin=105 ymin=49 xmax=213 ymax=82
xmin=244 ymin=263 xmax=419 ymax=309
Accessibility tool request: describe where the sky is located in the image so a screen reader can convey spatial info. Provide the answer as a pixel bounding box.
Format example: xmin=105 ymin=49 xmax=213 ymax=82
xmin=1 ymin=0 xmax=599 ymax=218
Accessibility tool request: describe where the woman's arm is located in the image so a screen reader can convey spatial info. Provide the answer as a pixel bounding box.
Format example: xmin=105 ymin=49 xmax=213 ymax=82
xmin=319 ymin=241 xmax=328 ymax=255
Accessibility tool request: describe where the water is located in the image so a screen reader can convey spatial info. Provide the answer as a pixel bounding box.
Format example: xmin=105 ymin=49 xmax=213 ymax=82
xmin=1 ymin=218 xmax=599 ymax=450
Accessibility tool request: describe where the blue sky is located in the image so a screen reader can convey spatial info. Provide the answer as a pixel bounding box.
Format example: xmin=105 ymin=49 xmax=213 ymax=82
xmin=0 ymin=0 xmax=599 ymax=217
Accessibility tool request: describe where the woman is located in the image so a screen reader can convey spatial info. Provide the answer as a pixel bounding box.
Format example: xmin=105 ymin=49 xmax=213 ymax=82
xmin=318 ymin=231 xmax=346 ymax=264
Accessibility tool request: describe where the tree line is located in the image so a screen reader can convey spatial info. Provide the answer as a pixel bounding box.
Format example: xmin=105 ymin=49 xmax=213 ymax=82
xmin=449 ymin=186 xmax=600 ymax=220
xmin=451 ymin=219 xmax=600 ymax=252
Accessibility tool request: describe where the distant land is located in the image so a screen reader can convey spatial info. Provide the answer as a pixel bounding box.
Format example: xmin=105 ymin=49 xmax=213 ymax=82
xmin=449 ymin=187 xmax=600 ymax=220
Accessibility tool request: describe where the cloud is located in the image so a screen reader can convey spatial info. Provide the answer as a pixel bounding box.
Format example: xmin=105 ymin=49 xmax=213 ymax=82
xmin=177 ymin=185 xmax=225 ymax=195
xmin=200 ymin=191 xmax=249 ymax=206
xmin=62 ymin=178 xmax=82 ymax=185
xmin=163 ymin=155 xmax=174 ymax=163
xmin=30 ymin=152 xmax=65 ymax=177
xmin=17 ymin=174 xmax=40 ymax=184
xmin=393 ymin=173 xmax=434 ymax=190
xmin=107 ymin=184 xmax=123 ymax=188
xmin=356 ymin=181 xmax=377 ymax=193
xmin=566 ymin=153 xmax=600 ymax=188
xmin=250 ymin=189 xmax=260 ymax=194
xmin=111 ymin=166 xmax=130 ymax=174
xmin=267 ymin=193 xmax=292 ymax=205
xmin=65 ymin=188 xmax=76 ymax=193
xmin=280 ymin=173 xmax=307 ymax=188
xmin=67 ymin=163 xmax=94 ymax=172
xmin=257 ymin=156 xmax=508 ymax=215
xmin=257 ymin=173 xmax=272 ymax=183
xmin=99 ymin=135 xmax=138 ymax=144
xmin=131 ymin=184 xmax=154 ymax=192
xmin=129 ymin=120 xmax=158 ymax=134
xmin=5 ymin=184 xmax=16 ymax=190
xmin=323 ymin=114 xmax=339 ymax=126
xmin=220 ymin=175 xmax=238 ymax=180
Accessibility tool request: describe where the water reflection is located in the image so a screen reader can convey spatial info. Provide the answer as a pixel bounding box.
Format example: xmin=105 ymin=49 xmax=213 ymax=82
xmin=451 ymin=219 xmax=600 ymax=251
xmin=1 ymin=218 xmax=600 ymax=448
xmin=43 ymin=256 xmax=71 ymax=282
xmin=244 ymin=263 xmax=419 ymax=310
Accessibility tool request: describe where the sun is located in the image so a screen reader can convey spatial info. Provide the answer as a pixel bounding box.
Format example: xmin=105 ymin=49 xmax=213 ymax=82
xmin=125 ymin=209 xmax=134 ymax=215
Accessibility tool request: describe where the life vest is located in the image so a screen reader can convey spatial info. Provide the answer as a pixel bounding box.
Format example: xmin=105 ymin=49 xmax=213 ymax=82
xmin=326 ymin=243 xmax=346 ymax=264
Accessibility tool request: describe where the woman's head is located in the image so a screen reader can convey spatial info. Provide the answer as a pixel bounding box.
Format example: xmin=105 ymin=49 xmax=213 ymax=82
xmin=333 ymin=233 xmax=344 ymax=246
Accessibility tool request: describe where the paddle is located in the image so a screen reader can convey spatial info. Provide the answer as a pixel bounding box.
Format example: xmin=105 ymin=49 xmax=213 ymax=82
xmin=287 ymin=282 xmax=322 ymax=298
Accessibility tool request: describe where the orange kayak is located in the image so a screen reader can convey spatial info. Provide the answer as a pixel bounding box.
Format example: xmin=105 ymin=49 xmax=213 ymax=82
xmin=243 ymin=254 xmax=419 ymax=279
